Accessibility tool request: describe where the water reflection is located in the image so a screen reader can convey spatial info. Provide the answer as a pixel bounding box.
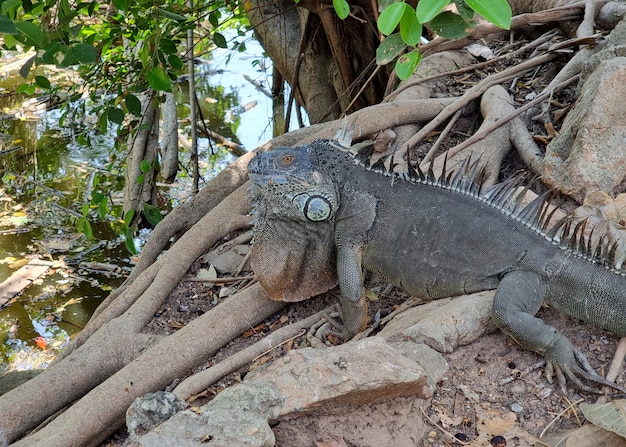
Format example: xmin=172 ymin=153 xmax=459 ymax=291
xmin=0 ymin=31 xmax=277 ymax=372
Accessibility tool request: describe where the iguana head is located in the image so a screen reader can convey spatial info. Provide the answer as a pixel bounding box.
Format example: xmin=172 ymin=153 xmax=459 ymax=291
xmin=248 ymin=146 xmax=339 ymax=223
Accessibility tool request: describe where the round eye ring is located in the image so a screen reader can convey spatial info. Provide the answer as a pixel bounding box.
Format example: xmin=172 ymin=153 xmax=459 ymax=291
xmin=280 ymin=154 xmax=295 ymax=166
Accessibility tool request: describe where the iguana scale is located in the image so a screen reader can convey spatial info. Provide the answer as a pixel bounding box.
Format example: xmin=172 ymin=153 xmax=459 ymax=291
xmin=247 ymin=139 xmax=626 ymax=393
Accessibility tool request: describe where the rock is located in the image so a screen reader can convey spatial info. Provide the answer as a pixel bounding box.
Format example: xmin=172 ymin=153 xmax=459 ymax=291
xmin=126 ymin=391 xmax=188 ymax=442
xmin=207 ymin=244 xmax=250 ymax=274
xmin=247 ymin=336 xmax=431 ymax=415
xmin=131 ymin=337 xmax=429 ymax=446
xmin=379 ymin=291 xmax=496 ymax=353
xmin=543 ymin=21 xmax=626 ymax=201
xmin=130 ymin=382 xmax=281 ymax=447
xmin=391 ymin=341 xmax=449 ymax=389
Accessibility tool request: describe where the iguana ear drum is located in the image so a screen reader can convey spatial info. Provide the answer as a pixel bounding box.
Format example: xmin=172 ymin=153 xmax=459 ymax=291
xmin=293 ymin=193 xmax=332 ymax=221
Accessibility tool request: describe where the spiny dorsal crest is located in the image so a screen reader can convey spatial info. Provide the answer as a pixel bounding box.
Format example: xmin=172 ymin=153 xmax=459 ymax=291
xmin=325 ymin=134 xmax=626 ymax=275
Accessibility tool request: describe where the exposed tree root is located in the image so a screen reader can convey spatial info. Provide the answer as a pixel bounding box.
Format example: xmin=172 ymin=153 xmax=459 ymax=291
xmin=172 ymin=307 xmax=333 ymax=400
xmin=7 ymin=284 xmax=286 ymax=447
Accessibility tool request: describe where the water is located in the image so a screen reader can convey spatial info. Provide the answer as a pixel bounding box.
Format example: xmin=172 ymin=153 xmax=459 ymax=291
xmin=0 ymin=31 xmax=280 ymax=372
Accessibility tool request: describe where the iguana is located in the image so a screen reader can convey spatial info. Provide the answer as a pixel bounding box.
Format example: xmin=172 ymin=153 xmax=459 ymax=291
xmin=247 ymin=138 xmax=626 ymax=393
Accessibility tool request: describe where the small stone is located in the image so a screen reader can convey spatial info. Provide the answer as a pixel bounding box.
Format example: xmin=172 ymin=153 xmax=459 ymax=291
xmin=509 ymin=402 xmax=523 ymax=413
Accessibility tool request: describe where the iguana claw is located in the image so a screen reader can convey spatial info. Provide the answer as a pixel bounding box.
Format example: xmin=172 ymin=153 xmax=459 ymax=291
xmin=544 ymin=337 xmax=626 ymax=394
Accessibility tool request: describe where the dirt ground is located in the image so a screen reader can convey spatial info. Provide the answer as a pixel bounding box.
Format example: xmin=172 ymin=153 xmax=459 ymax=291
xmin=99 ymin=266 xmax=624 ymax=447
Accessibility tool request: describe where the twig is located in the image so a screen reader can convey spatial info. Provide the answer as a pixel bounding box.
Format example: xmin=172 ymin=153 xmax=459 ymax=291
xmin=438 ymin=74 xmax=580 ymax=163
xmin=385 ymin=30 xmax=558 ymax=103
xmin=172 ymin=307 xmax=332 ymax=399
xmin=421 ymin=109 xmax=462 ymax=165
xmin=597 ymin=336 xmax=626 ymax=404
xmin=242 ymin=74 xmax=272 ymax=98
xmin=392 ymin=52 xmax=559 ymax=169
xmin=538 ymin=398 xmax=584 ymax=438
xmin=419 ymin=406 xmax=471 ymax=446
xmin=342 ymin=64 xmax=383 ymax=117
xmin=499 ymin=360 xmax=545 ymax=386
xmin=185 ymin=275 xmax=256 ymax=283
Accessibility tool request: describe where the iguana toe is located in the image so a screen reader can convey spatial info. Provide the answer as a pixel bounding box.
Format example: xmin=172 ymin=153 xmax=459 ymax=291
xmin=544 ymin=340 xmax=626 ymax=394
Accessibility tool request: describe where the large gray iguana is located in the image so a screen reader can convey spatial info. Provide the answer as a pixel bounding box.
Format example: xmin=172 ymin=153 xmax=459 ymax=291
xmin=247 ymin=138 xmax=626 ymax=393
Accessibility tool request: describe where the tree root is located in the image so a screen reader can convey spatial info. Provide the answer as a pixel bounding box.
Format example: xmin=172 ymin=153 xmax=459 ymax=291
xmin=392 ymin=51 xmax=560 ymax=172
xmin=173 ymin=307 xmax=333 ymax=400
xmin=2 ymin=283 xmax=287 ymax=446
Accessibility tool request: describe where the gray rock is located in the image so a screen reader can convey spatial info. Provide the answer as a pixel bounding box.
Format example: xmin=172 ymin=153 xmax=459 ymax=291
xmin=126 ymin=391 xmax=188 ymax=442
xmin=130 ymin=382 xmax=280 ymax=447
xmin=207 ymin=244 xmax=250 ymax=274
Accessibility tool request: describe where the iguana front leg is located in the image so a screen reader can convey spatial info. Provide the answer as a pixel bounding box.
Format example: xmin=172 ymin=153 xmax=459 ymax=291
xmin=492 ymin=270 xmax=626 ymax=393
xmin=323 ymin=244 xmax=369 ymax=337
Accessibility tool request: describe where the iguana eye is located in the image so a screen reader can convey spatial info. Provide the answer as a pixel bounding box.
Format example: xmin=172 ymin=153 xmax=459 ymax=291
xmin=280 ymin=154 xmax=295 ymax=166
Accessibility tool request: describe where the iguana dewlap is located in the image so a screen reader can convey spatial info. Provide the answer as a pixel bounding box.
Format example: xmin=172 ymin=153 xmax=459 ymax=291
xmin=247 ymin=139 xmax=626 ymax=393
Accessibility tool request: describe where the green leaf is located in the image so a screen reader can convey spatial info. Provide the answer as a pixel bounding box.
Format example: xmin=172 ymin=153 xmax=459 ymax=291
xmin=107 ymin=106 xmax=125 ymax=124
xmin=136 ymin=173 xmax=145 ymax=185
xmin=147 ymin=66 xmax=172 ymax=92
xmin=83 ymin=220 xmax=93 ymax=239
xmin=111 ymin=0 xmax=129 ymax=10
xmin=143 ymin=204 xmax=163 ymax=226
xmin=3 ymin=33 xmax=17 ymax=49
xmin=160 ymin=38 xmax=177 ymax=54
xmin=91 ymin=192 xmax=105 ymax=205
xmin=399 ymin=5 xmax=421 ymax=46
xmin=81 ymin=203 xmax=90 ymax=216
xmin=18 ymin=55 xmax=35 ymax=78
xmin=70 ymin=43 xmax=98 ymax=63
xmin=124 ymin=231 xmax=137 ymax=254
xmin=125 ymin=94 xmax=142 ymax=116
xmin=376 ymin=33 xmax=406 ymax=65
xmin=96 ymin=112 xmax=108 ymax=133
xmin=454 ymin=0 xmax=475 ymax=21
xmin=15 ymin=21 xmax=45 ymax=47
xmin=208 ymin=12 xmax=219 ymax=27
xmin=98 ymin=199 xmax=107 ymax=220
xmin=157 ymin=8 xmax=187 ymax=21
xmin=124 ymin=209 xmax=135 ymax=229
xmin=416 ymin=0 xmax=449 ymax=23
xmin=395 ymin=50 xmax=421 ymax=80
xmin=0 ymin=15 xmax=17 ymax=34
xmin=168 ymin=54 xmax=183 ymax=70
xmin=377 ymin=2 xmax=405 ymax=35
xmin=429 ymin=12 xmax=470 ymax=39
xmin=332 ymin=0 xmax=350 ymax=20
xmin=139 ymin=159 xmax=151 ymax=173
xmin=34 ymin=75 xmax=50 ymax=88
xmin=213 ymin=32 xmax=227 ymax=49
xmin=464 ymin=0 xmax=511 ymax=29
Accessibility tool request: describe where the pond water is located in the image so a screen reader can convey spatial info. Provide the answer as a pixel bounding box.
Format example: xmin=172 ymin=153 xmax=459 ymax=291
xmin=0 ymin=32 xmax=286 ymax=372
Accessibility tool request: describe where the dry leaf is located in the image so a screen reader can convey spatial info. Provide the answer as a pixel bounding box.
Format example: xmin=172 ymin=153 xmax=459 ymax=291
xmin=566 ymin=424 xmax=626 ymax=447
xmin=580 ymin=399 xmax=626 ymax=439
xmin=196 ymin=265 xmax=218 ymax=287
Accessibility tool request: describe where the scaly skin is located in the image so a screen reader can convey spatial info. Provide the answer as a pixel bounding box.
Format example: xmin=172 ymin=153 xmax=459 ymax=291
xmin=248 ymin=140 xmax=626 ymax=393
